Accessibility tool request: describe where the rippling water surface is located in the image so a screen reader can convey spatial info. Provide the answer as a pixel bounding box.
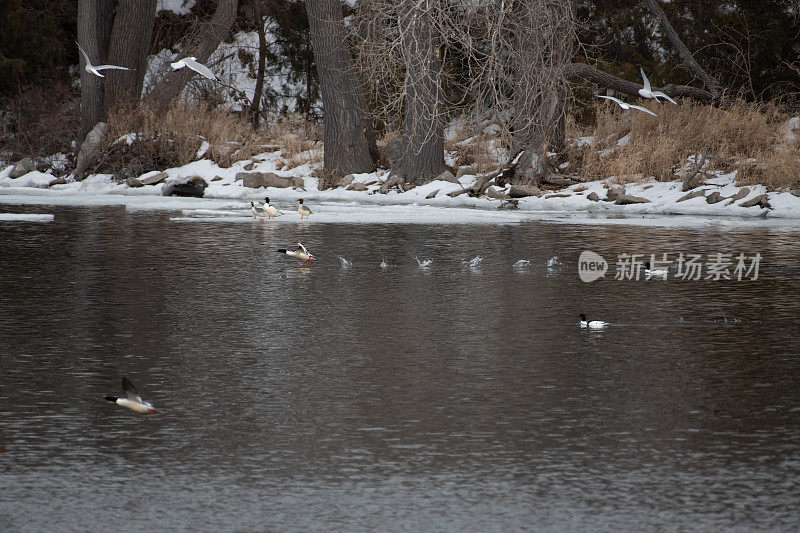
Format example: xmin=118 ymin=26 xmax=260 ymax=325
xmin=1 ymin=205 xmax=799 ymax=531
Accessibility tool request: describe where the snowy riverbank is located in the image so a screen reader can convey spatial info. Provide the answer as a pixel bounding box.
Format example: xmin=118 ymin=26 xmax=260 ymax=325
xmin=3 ymin=153 xmax=800 ymax=227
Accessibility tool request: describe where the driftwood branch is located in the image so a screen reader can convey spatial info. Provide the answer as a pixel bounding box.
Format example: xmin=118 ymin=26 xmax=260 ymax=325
xmin=640 ymin=0 xmax=721 ymax=98
xmin=682 ymin=154 xmax=707 ymax=191
xmin=565 ymin=62 xmax=713 ymax=102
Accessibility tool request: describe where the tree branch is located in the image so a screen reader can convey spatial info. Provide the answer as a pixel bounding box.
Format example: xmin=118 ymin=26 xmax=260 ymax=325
xmin=641 ymin=0 xmax=721 ymax=97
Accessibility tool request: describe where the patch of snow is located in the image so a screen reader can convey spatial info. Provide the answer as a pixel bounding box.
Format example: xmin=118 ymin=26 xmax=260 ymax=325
xmin=782 ymin=116 xmax=800 ymax=143
xmin=157 ymin=0 xmax=195 ymax=15
xmin=1 ymin=171 xmax=55 ymax=188
xmin=196 ymin=140 xmax=210 ymax=159
xmin=617 ymin=133 xmax=631 ymax=147
xmin=114 ymin=133 xmax=138 ymax=146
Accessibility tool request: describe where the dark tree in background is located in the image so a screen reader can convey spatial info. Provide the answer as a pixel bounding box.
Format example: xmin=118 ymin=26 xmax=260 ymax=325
xmin=147 ymin=0 xmax=239 ymax=107
xmin=77 ymin=0 xmax=113 ymax=139
xmin=306 ymin=0 xmax=375 ymax=183
xmin=105 ymin=0 xmax=158 ymax=111
xmin=390 ymin=0 xmax=446 ymax=185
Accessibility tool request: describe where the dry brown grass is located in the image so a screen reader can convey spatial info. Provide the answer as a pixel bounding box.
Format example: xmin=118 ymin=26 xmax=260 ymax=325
xmin=266 ymin=114 xmax=322 ymax=170
xmin=94 ymin=100 xmax=271 ymax=179
xmin=444 ymin=117 xmax=509 ymax=175
xmin=572 ymin=99 xmax=800 ymax=189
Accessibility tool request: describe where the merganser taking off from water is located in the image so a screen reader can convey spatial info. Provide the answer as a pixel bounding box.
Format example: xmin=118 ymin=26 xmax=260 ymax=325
xmin=580 ymin=314 xmax=608 ymax=329
xmin=263 ymin=197 xmax=282 ymax=219
xmin=275 ymin=242 xmax=315 ymax=263
xmin=251 ymin=202 xmax=266 ymax=221
xmin=104 ymin=377 xmax=158 ymax=413
xmin=298 ymin=198 xmax=313 ymax=219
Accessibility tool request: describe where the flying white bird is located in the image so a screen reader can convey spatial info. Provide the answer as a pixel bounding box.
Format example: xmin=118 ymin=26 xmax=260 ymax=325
xmin=638 ymin=68 xmax=678 ymax=105
xmin=595 ymin=95 xmax=658 ymax=117
xmin=104 ymin=377 xmax=158 ymax=414
xmin=76 ymin=41 xmax=131 ymax=78
xmin=170 ymin=56 xmax=218 ymax=81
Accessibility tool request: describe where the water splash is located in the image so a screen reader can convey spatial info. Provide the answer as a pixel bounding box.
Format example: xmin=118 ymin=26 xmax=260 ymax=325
xmin=338 ymin=256 xmax=352 ymax=268
xmin=414 ymin=257 xmax=432 ymax=269
xmin=466 ymin=256 xmax=483 ymax=268
xmin=512 ymin=259 xmax=531 ymax=269
xmin=379 ymin=260 xmax=390 ymax=269
xmin=546 ymin=255 xmax=561 ymax=269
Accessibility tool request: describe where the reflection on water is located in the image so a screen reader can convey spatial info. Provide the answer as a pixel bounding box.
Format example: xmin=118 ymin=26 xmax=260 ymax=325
xmin=1 ymin=206 xmax=800 ymax=531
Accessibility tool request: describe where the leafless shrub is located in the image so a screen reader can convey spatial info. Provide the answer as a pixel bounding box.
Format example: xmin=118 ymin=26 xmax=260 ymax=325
xmin=0 ymin=82 xmax=79 ymax=168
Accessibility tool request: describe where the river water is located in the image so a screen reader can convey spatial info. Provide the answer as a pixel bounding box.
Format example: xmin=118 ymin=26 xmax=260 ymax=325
xmin=1 ymin=204 xmax=799 ymax=531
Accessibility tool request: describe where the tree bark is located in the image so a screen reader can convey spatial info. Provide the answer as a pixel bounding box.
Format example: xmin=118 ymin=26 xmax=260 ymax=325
xmin=564 ymin=62 xmax=714 ymax=102
xmin=77 ymin=0 xmax=113 ymax=141
xmin=510 ymin=0 xmax=574 ymax=185
xmin=306 ymin=0 xmax=375 ymax=182
xmin=105 ymin=0 xmax=157 ymax=113
xmin=249 ymin=0 xmax=267 ymax=127
xmin=641 ymin=0 xmax=721 ymax=98
xmin=146 ymin=0 xmax=239 ymax=106
xmin=391 ymin=0 xmax=445 ymax=186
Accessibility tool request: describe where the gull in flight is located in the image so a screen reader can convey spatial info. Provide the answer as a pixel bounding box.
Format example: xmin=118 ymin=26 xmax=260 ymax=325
xmin=595 ymin=95 xmax=658 ymax=117
xmin=76 ymin=41 xmax=131 ymax=78
xmin=638 ymin=68 xmax=678 ymax=104
xmin=170 ymin=56 xmax=218 ymax=81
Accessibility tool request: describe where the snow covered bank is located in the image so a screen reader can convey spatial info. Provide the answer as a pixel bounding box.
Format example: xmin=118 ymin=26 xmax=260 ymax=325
xmin=3 ymin=152 xmax=800 ymax=227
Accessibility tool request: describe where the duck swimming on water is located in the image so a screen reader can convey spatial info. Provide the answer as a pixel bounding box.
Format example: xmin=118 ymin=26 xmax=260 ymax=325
xmin=580 ymin=314 xmax=608 ymax=329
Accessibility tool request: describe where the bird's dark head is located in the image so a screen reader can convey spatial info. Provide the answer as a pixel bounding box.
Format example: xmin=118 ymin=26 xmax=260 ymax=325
xmin=250 ymin=202 xmax=255 ymax=207
xmin=264 ymin=197 xmax=270 ymax=203
xmin=298 ymin=198 xmax=304 ymax=204
xmin=579 ymin=314 xmax=587 ymax=321
xmin=103 ymin=396 xmax=118 ymax=402
xmin=645 ymin=262 xmax=651 ymax=269
xmin=275 ymin=249 xmax=287 ymax=254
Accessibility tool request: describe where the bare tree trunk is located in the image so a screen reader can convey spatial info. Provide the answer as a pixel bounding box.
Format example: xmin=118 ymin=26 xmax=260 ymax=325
xmin=565 ymin=62 xmax=714 ymax=102
xmin=105 ymin=0 xmax=157 ymax=113
xmin=641 ymin=0 xmax=721 ymax=97
xmin=306 ymin=0 xmax=375 ymax=183
xmin=146 ymin=0 xmax=239 ymax=106
xmin=391 ymin=0 xmax=445 ymax=186
xmin=77 ymin=0 xmax=113 ymax=141
xmin=511 ymin=0 xmax=574 ymax=185
xmin=249 ymin=0 xmax=267 ymax=127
